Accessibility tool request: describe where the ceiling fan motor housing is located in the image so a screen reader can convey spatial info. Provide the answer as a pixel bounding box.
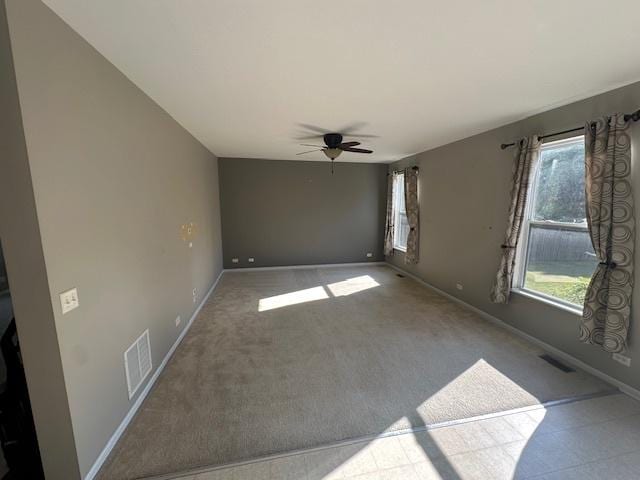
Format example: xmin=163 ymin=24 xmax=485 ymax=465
xmin=323 ymin=133 xmax=343 ymax=148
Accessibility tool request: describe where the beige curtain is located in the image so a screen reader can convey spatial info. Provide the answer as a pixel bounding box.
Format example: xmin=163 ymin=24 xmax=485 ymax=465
xmin=404 ymin=167 xmax=419 ymax=264
xmin=383 ymin=173 xmax=395 ymax=256
xmin=490 ymin=136 xmax=541 ymax=304
xmin=580 ymin=114 xmax=635 ymax=353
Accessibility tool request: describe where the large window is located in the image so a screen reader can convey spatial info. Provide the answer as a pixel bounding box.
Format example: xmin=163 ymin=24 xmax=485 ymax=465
xmin=392 ymin=173 xmax=409 ymax=251
xmin=514 ymin=136 xmax=598 ymax=309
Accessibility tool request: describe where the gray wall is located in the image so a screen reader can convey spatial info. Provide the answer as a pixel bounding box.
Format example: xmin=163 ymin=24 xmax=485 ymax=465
xmin=219 ymin=158 xmax=387 ymax=269
xmin=0 ymin=1 xmax=80 ymax=477
xmin=2 ymin=0 xmax=223 ymax=478
xmin=388 ymin=80 xmax=640 ymax=391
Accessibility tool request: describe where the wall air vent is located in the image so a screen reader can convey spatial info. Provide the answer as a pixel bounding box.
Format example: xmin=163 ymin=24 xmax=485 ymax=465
xmin=124 ymin=329 xmax=152 ymax=399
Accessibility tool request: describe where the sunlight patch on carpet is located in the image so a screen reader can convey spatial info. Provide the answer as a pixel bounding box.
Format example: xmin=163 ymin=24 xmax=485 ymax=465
xmin=326 ymin=275 xmax=379 ymax=297
xmin=258 ymin=286 xmax=329 ymax=311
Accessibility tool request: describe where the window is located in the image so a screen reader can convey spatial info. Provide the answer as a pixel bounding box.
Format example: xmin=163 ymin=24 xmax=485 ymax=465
xmin=514 ymin=136 xmax=598 ymax=309
xmin=392 ymin=173 xmax=409 ymax=251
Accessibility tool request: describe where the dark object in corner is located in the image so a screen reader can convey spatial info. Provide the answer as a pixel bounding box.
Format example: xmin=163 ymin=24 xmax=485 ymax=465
xmin=396 ymin=273 xmax=405 ymax=278
xmin=0 ymin=319 xmax=45 ymax=480
xmin=539 ymin=354 xmax=575 ymax=373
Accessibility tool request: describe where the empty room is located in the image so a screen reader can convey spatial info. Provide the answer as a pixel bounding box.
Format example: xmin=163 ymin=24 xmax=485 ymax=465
xmin=2 ymin=1 xmax=640 ymax=479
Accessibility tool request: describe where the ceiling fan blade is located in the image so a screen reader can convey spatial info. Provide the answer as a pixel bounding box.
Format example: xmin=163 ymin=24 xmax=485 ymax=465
xmin=296 ymin=149 xmax=324 ymax=155
xmin=342 ymin=133 xmax=379 ymax=138
xmin=342 ymin=147 xmax=373 ymax=154
xmin=294 ymin=133 xmax=326 ymax=140
xmin=338 ymin=141 xmax=360 ymax=149
xmin=297 ymin=123 xmax=330 ymax=134
xmin=300 ymin=143 xmax=326 ymax=148
xmin=338 ymin=122 xmax=368 ymax=134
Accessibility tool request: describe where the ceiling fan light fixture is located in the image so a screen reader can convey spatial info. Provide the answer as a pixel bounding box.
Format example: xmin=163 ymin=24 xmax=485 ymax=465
xmin=323 ymin=148 xmax=342 ymax=160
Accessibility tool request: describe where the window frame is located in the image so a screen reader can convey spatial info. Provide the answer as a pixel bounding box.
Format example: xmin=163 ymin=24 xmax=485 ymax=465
xmin=392 ymin=172 xmax=408 ymax=252
xmin=512 ymin=135 xmax=590 ymax=314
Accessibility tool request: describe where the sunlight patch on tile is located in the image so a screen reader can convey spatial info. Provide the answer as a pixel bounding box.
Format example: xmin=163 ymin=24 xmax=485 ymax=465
xmin=258 ymin=286 xmax=329 ymax=312
xmin=326 ymin=275 xmax=380 ymax=297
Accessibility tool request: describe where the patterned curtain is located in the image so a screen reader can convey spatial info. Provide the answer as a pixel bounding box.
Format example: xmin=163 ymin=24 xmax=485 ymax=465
xmin=580 ymin=114 xmax=635 ymax=353
xmin=404 ymin=167 xmax=419 ymax=264
xmin=383 ymin=173 xmax=395 ymax=256
xmin=490 ymin=136 xmax=541 ymax=304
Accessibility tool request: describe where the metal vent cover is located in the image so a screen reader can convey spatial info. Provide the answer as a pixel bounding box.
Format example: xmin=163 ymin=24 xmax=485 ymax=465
xmin=124 ymin=329 xmax=152 ymax=399
xmin=539 ymin=354 xmax=575 ymax=373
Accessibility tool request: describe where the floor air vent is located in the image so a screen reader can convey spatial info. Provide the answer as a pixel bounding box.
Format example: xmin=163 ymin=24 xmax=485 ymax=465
xmin=124 ymin=329 xmax=152 ymax=399
xmin=539 ymin=354 xmax=575 ymax=373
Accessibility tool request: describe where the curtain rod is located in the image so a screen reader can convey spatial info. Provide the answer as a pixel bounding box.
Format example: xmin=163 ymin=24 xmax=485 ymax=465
xmin=388 ymin=166 xmax=419 ymax=175
xmin=500 ymin=109 xmax=640 ymax=150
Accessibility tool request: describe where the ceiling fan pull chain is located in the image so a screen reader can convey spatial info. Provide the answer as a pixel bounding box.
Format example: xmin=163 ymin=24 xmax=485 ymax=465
xmin=331 ymin=160 xmax=334 ymax=174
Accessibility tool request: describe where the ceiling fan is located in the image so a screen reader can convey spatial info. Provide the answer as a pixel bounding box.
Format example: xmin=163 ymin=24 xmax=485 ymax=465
xmin=296 ymin=133 xmax=373 ymax=173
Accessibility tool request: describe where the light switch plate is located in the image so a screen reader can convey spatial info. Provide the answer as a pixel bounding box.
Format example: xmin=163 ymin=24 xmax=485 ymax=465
xmin=60 ymin=288 xmax=79 ymax=314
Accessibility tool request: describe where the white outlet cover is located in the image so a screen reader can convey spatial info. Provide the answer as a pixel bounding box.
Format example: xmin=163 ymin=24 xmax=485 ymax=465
xmin=60 ymin=288 xmax=79 ymax=314
xmin=366 ymin=252 xmax=373 ymax=257
xmin=188 ymin=242 xmax=193 ymax=248
xmin=231 ymin=258 xmax=239 ymax=263
xmin=456 ymin=283 xmax=463 ymax=290
xmin=612 ymin=353 xmax=631 ymax=367
xmin=175 ymin=315 xmax=181 ymax=326
xmin=248 ymin=257 xmax=255 ymax=263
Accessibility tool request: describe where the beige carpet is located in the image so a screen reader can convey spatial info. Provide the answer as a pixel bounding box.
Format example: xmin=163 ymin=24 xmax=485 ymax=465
xmin=98 ymin=265 xmax=612 ymax=479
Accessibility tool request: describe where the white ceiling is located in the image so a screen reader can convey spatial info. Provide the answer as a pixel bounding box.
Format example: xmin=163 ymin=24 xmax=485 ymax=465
xmin=43 ymin=0 xmax=640 ymax=163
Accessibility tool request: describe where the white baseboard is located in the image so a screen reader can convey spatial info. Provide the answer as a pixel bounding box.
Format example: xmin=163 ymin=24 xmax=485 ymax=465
xmin=385 ymin=262 xmax=640 ymax=402
xmin=84 ymin=269 xmax=225 ymax=480
xmin=224 ymin=261 xmax=385 ymax=272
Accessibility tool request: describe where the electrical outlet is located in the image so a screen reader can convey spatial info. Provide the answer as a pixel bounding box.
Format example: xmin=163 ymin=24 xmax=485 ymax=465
xmin=60 ymin=288 xmax=79 ymax=314
xmin=366 ymin=252 xmax=373 ymax=258
xmin=456 ymin=283 xmax=463 ymax=291
xmin=175 ymin=315 xmax=181 ymax=327
xmin=192 ymin=288 xmax=197 ymax=303
xmin=612 ymin=353 xmax=631 ymax=367
xmin=248 ymin=257 xmax=255 ymax=263
xmin=231 ymin=258 xmax=239 ymax=264
xmin=188 ymin=242 xmax=193 ymax=249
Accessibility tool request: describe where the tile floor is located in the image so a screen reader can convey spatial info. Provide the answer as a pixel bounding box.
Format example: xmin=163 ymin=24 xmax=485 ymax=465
xmin=166 ymin=393 xmax=640 ymax=480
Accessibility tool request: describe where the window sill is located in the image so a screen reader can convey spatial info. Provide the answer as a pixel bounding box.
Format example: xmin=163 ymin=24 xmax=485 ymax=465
xmin=511 ymin=288 xmax=583 ymax=316
xmin=393 ymin=247 xmax=407 ymax=253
